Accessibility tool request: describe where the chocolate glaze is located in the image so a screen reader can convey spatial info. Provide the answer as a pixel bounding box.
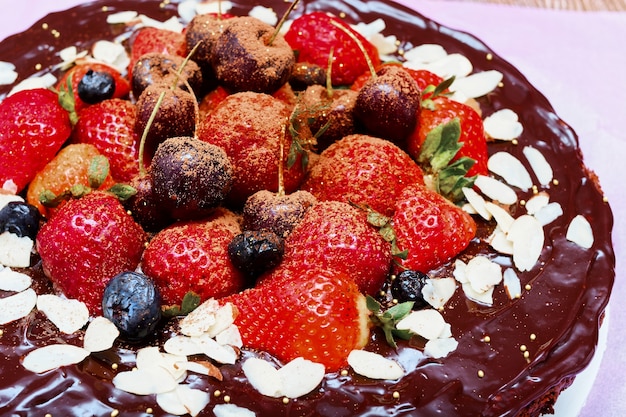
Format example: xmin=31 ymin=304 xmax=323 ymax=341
xmin=0 ymin=1 xmax=615 ymax=416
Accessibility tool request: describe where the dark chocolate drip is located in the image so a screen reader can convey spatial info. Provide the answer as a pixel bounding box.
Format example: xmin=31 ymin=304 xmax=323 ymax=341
xmin=0 ymin=1 xmax=614 ymax=416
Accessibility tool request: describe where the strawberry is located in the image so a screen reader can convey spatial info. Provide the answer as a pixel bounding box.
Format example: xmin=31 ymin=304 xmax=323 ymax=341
xmin=197 ymin=92 xmax=305 ymax=205
xmin=141 ymin=208 xmax=245 ymax=306
xmin=128 ymin=27 xmax=186 ymax=79
xmin=301 ymin=134 xmax=424 ymax=217
xmin=222 ymin=266 xmax=370 ymax=371
xmin=284 ymin=12 xmax=381 ymax=86
xmin=26 ymin=143 xmax=117 ymax=217
xmin=0 ymin=88 xmax=71 ymax=194
xmin=391 ymin=183 xmax=476 ymax=273
xmin=272 ymin=200 xmax=392 ymax=296
xmin=56 ymin=62 xmax=130 ymax=114
xmin=71 ymin=98 xmax=140 ymax=182
xmin=351 ymin=64 xmax=443 ymax=93
xmin=36 ymin=191 xmax=147 ymax=315
xmin=408 ymin=95 xmax=488 ymax=178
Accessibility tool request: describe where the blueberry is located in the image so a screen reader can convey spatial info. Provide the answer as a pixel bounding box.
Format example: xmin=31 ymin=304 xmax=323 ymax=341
xmin=228 ymin=230 xmax=284 ymax=281
xmin=391 ymin=270 xmax=429 ymax=310
xmin=0 ymin=201 xmax=41 ymax=240
xmin=77 ymin=69 xmax=116 ymax=104
xmin=102 ymin=271 xmax=162 ymax=342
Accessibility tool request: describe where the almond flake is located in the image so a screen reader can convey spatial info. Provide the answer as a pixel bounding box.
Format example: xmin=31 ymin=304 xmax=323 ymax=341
xmin=113 ymin=366 xmax=179 ymax=395
xmin=507 ymin=215 xmax=544 ymax=271
xmin=8 ymin=73 xmax=57 ymax=96
xmin=205 ymin=303 xmax=237 ymax=338
xmin=0 ymin=194 xmax=24 ymax=210
xmin=0 ymin=288 xmax=36 ymax=324
xmin=182 ymin=360 xmax=223 ymax=380
xmin=213 ymin=404 xmax=256 ymax=417
xmin=92 ymin=40 xmax=129 ymax=73
xmin=106 ymin=10 xmax=139 ymax=24
xmin=36 ymin=294 xmax=89 ymax=334
xmin=22 ymin=344 xmax=90 ymax=373
xmin=0 ymin=61 xmax=18 ymax=85
xmin=566 ymin=215 xmax=594 ymax=249
xmin=450 ymin=70 xmax=503 ymax=99
xmin=488 ymin=227 xmax=514 ymax=255
xmin=483 ymin=109 xmax=523 ymax=140
xmin=475 ymin=175 xmax=518 ymax=205
xmin=523 ymin=146 xmax=553 ymax=186
xmin=277 ymin=357 xmax=325 ymax=398
xmin=347 ymin=350 xmax=404 ymax=380
xmin=242 ymin=357 xmax=283 ymax=397
xmin=488 ymin=152 xmax=533 ymax=191
xmin=396 ymin=309 xmax=446 ymax=340
xmin=422 ymin=277 xmax=456 ymax=309
xmin=424 ymin=53 xmax=473 ymax=79
xmin=0 ymin=267 xmax=32 ymax=292
xmin=196 ymin=1 xmax=234 ymax=16
xmin=453 ymin=259 xmax=468 ymax=284
xmin=461 ymin=281 xmax=495 ymax=305
xmin=503 ymin=268 xmax=522 ymax=299
xmin=534 ymin=202 xmax=563 ymax=226
xmin=164 ymin=334 xmax=238 ymax=364
xmin=136 ymin=346 xmax=188 ymax=381
xmin=215 ymin=324 xmax=243 ymax=348
xmin=83 ymin=316 xmax=119 ymax=353
xmin=465 ymin=255 xmax=502 ymax=294
xmin=424 ymin=337 xmax=458 ymax=359
xmin=180 ymin=298 xmax=219 ymax=337
xmin=525 ymin=193 xmax=550 ymax=215
xmin=156 ymin=385 xmax=210 ymax=417
xmin=0 ymin=231 xmax=33 ymax=268
xmin=403 ymin=43 xmax=447 ymax=64
xmin=248 ymin=6 xmax=278 ymax=26
xmin=484 ymin=202 xmax=515 ymax=233
xmin=462 ymin=187 xmax=491 ymax=220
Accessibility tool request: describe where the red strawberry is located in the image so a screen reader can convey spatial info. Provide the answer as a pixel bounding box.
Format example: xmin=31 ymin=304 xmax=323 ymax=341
xmin=0 ymin=88 xmax=71 ymax=194
xmin=141 ymin=208 xmax=245 ymax=306
xmin=408 ymin=95 xmax=488 ymax=178
xmin=272 ymin=200 xmax=391 ymax=296
xmin=26 ymin=143 xmax=116 ymax=217
xmin=222 ymin=266 xmax=370 ymax=371
xmin=197 ymin=92 xmax=305 ymax=205
xmin=128 ymin=27 xmax=186 ymax=79
xmin=351 ymin=64 xmax=443 ymax=93
xmin=392 ymin=183 xmax=476 ymax=273
xmin=284 ymin=12 xmax=381 ymax=86
xmin=301 ymin=134 xmax=424 ymax=217
xmin=36 ymin=191 xmax=147 ymax=315
xmin=56 ymin=62 xmax=130 ymax=113
xmin=72 ymin=98 xmax=140 ymax=182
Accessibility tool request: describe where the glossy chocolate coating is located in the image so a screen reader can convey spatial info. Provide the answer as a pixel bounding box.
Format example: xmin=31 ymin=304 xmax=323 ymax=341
xmin=0 ymin=1 xmax=614 ymax=416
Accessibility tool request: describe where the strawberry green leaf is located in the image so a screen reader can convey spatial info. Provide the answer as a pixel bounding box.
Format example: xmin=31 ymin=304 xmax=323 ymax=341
xmin=367 ymin=295 xmax=414 ymax=348
xmin=162 ymin=291 xmax=201 ymax=317
xmin=108 ymin=183 xmax=137 ymax=201
xmin=57 ymin=75 xmax=79 ymax=126
xmin=88 ymin=155 xmax=110 ymax=189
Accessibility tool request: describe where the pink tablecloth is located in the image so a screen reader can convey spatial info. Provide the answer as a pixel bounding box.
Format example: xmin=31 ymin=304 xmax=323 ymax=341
xmin=1 ymin=1 xmax=624 ymax=415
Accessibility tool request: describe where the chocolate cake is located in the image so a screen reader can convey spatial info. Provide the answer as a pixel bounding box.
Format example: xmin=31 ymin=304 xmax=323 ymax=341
xmin=0 ymin=0 xmax=615 ymax=416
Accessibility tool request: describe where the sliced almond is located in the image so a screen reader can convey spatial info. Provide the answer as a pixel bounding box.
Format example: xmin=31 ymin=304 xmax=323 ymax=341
xmin=156 ymin=384 xmax=211 ymax=417
xmin=453 ymin=259 xmax=468 ymax=284
xmin=36 ymin=294 xmax=89 ymax=334
xmin=507 ymin=215 xmax=544 ymax=271
xmin=475 ymin=175 xmax=518 ymax=205
xmin=396 ymin=309 xmax=446 ymax=340
xmin=215 ymin=324 xmax=243 ymax=348
xmin=22 ymin=344 xmax=90 ymax=373
xmin=0 ymin=61 xmax=17 ymax=85
xmin=277 ymin=357 xmax=325 ymax=398
xmin=0 ymin=288 xmax=36 ymax=324
xmin=248 ymin=5 xmax=278 ymax=26
xmin=196 ymin=1 xmax=234 ymax=16
xmin=136 ymin=346 xmax=188 ymax=382
xmin=484 ymin=202 xmax=515 ymax=233
xmin=403 ymin=43 xmax=447 ymax=64
xmin=450 ymin=70 xmax=503 ymax=99
xmin=347 ymin=350 xmax=404 ymax=380
xmin=213 ymin=404 xmax=256 ymax=417
xmin=525 ymin=192 xmax=550 ymax=215
xmin=503 ymin=268 xmax=522 ymax=299
xmin=8 ymin=73 xmax=57 ymax=96
xmin=424 ymin=337 xmax=458 ymax=359
xmin=92 ymin=40 xmax=129 ymax=73
xmin=461 ymin=282 xmax=495 ymax=306
xmin=242 ymin=357 xmax=283 ymax=397
xmin=0 ymin=267 xmax=32 ymax=292
xmin=427 ymin=53 xmax=473 ymax=79
xmin=83 ymin=316 xmax=119 ymax=353
xmin=106 ymin=11 xmax=138 ymax=24
xmin=0 ymin=231 xmax=33 ymax=268
xmin=182 ymin=360 xmax=223 ymax=380
xmin=488 ymin=152 xmax=533 ymax=191
xmin=465 ymin=256 xmax=502 ymax=294
xmin=179 ymin=298 xmax=219 ymax=337
xmin=488 ymin=227 xmax=514 ymax=255
xmin=422 ymin=277 xmax=456 ymax=309
xmin=204 ymin=303 xmax=237 ymax=338
xmin=534 ymin=202 xmax=563 ymax=226
xmin=566 ymin=215 xmax=594 ymax=249
xmin=112 ymin=366 xmax=179 ymax=395
xmin=523 ymin=146 xmax=553 ymax=186
xmin=483 ymin=108 xmax=523 ymax=140
xmin=462 ymin=187 xmax=491 ymax=220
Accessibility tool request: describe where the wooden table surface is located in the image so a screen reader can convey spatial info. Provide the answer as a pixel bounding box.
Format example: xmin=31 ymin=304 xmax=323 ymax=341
xmin=469 ymin=0 xmax=626 ymax=10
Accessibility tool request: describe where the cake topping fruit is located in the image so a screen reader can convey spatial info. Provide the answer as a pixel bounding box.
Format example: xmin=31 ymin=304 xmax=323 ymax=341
xmin=389 ymin=269 xmax=430 ymax=310
xmin=227 ymin=230 xmax=284 ymax=281
xmin=76 ymin=69 xmax=116 ymax=104
xmin=0 ymin=200 xmax=40 ymax=239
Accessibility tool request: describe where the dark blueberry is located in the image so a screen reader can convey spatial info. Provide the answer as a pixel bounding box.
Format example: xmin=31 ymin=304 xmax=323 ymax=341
xmin=391 ymin=270 xmax=429 ymax=310
xmin=102 ymin=271 xmax=162 ymax=342
xmin=0 ymin=201 xmax=41 ymax=240
xmin=77 ymin=69 xmax=116 ymax=104
xmin=228 ymin=230 xmax=284 ymax=281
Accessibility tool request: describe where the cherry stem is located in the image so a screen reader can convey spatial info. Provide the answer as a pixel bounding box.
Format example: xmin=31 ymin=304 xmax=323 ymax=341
xmin=326 ymin=48 xmax=334 ymax=98
xmin=329 ymin=19 xmax=377 ymax=80
xmin=137 ymin=90 xmax=166 ymax=176
xmin=268 ymin=0 xmax=300 ymax=46
xmin=277 ymin=124 xmax=286 ymax=197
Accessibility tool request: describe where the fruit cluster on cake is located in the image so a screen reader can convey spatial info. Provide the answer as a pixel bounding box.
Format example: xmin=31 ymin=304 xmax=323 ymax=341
xmin=0 ymin=0 xmax=615 ymax=416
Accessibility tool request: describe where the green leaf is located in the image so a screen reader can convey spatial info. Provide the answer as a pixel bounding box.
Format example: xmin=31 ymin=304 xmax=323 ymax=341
xmin=385 ymin=301 xmax=414 ymax=321
xmin=88 ymin=155 xmax=110 ymax=189
xmin=162 ymin=291 xmax=202 ymax=317
xmin=57 ymin=75 xmax=79 ymax=126
xmin=108 ymin=183 xmax=137 ymax=201
xmin=366 ymin=295 xmax=382 ymax=314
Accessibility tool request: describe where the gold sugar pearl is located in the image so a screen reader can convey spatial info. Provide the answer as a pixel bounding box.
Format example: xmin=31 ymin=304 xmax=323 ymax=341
xmin=282 ymin=397 xmax=290 ymax=404
xmin=525 ymin=284 xmax=532 ymax=291
xmin=486 ymin=53 xmax=493 ymax=61
xmin=478 ymin=370 xmax=485 ymax=378
xmin=45 ymin=414 xmax=52 ymax=417
xmin=552 ymin=179 xmax=559 ymax=186
xmin=42 ymin=23 xmax=49 ymax=30
xmin=111 ymin=410 xmax=119 ymax=417
xmin=223 ymin=395 xmax=231 ymax=403
xmin=392 ymin=391 xmax=400 ymax=399
xmin=35 ymin=63 xmax=42 ymax=71
xmin=111 ymin=363 xmax=118 ymax=370
xmin=530 ymin=333 xmax=537 ymax=341
xmin=214 ymin=390 xmax=222 ymax=397
xmin=520 ymin=345 xmax=527 ymax=352
xmin=146 ymin=408 xmax=153 ymax=414
xmin=341 ymin=369 xmax=349 ymax=376
xmin=483 ymin=335 xmax=491 ymax=343
xmin=524 ymin=351 xmax=530 ymax=359
xmin=512 ymin=139 xmax=519 ymax=145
